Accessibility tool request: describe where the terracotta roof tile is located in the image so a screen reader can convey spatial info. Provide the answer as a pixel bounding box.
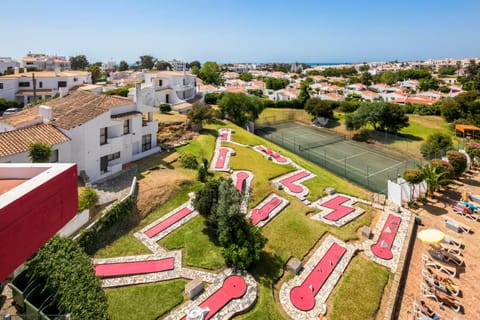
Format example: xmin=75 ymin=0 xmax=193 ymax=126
xmin=1 ymin=91 xmax=134 ymax=130
xmin=0 ymin=124 xmax=70 ymax=157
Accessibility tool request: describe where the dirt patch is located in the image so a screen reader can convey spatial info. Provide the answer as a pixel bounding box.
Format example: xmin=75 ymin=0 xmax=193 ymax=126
xmin=136 ymin=168 xmax=193 ymax=217
xmin=157 ymin=120 xmax=198 ymax=148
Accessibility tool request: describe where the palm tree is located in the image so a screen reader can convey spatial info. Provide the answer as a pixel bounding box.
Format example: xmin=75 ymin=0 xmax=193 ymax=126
xmin=420 ymin=163 xmax=450 ymax=198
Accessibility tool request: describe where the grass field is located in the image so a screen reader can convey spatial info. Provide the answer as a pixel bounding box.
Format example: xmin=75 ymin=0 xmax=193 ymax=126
xmin=329 ymin=256 xmax=391 ymax=320
xmin=106 ymin=280 xmax=186 ymax=320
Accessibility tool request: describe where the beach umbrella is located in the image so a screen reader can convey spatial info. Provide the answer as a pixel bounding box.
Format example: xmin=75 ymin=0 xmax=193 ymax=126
xmin=417 ymin=229 xmax=445 ymax=245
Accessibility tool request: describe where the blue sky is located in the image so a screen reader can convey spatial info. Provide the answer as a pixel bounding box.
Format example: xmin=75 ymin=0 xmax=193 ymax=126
xmin=1 ymin=0 xmax=479 ymax=63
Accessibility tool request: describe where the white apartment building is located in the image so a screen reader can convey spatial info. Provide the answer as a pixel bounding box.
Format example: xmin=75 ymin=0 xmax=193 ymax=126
xmin=168 ymin=59 xmax=187 ymax=72
xmin=0 ymin=70 xmax=91 ymax=104
xmin=0 ymin=90 xmax=159 ymax=182
xmin=135 ymin=71 xmax=197 ymax=113
xmin=0 ymin=57 xmax=20 ymax=74
xmin=22 ymin=52 xmax=70 ymax=71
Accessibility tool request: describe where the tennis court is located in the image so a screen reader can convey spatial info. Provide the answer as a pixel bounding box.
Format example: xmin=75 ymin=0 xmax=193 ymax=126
xmin=256 ymin=121 xmax=420 ymax=194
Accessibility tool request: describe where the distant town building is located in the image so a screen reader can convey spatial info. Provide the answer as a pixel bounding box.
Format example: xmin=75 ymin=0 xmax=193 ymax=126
xmin=22 ymin=52 xmax=70 ymax=71
xmin=168 ymin=59 xmax=187 ymax=72
xmin=0 ymin=70 xmax=91 ymax=104
xmin=0 ymin=57 xmax=20 ymax=74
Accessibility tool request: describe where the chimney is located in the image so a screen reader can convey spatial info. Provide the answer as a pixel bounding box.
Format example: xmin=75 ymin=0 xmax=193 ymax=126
xmin=14 ymin=67 xmax=19 ymax=75
xmin=134 ymin=82 xmax=141 ymax=103
xmin=39 ymin=105 xmax=53 ymax=123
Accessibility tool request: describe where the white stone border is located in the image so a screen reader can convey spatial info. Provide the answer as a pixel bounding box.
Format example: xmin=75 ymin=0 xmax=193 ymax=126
xmin=246 ymin=193 xmax=289 ymax=228
xmin=231 ymin=170 xmax=254 ymax=213
xmin=272 ymin=169 xmax=316 ymax=200
xmin=165 ymin=269 xmax=257 ymax=320
xmin=279 ymin=236 xmax=356 ymax=320
xmin=210 ymin=147 xmax=235 ymax=172
xmin=310 ymin=194 xmax=369 ymax=227
xmin=253 ymin=144 xmax=292 ymax=165
xmin=363 ymin=209 xmax=411 ymax=272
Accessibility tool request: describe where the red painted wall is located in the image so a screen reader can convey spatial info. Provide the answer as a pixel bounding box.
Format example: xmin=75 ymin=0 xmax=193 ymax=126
xmin=0 ymin=165 xmax=78 ymax=281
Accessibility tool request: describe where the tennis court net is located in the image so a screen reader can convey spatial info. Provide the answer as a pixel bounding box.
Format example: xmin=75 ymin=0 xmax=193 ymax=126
xmin=298 ymin=135 xmax=346 ymax=151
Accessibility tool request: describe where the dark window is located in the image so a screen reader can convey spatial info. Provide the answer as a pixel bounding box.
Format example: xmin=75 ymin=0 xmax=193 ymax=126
xmin=0 ymin=83 xmax=3 ymax=89
xmin=19 ymin=82 xmax=30 ymax=87
xmin=165 ymin=94 xmax=169 ymax=103
xmin=39 ymin=81 xmax=43 ymax=88
xmin=58 ymin=81 xmax=67 ymax=88
xmin=50 ymin=149 xmax=59 ymax=163
xmin=123 ymin=120 xmax=130 ymax=134
xmin=107 ymin=152 xmax=120 ymax=161
xmin=158 ymin=79 xmax=163 ymax=86
xmin=142 ymin=134 xmax=152 ymax=152
xmin=100 ymin=127 xmax=107 ymax=145
xmin=100 ymin=156 xmax=108 ymax=173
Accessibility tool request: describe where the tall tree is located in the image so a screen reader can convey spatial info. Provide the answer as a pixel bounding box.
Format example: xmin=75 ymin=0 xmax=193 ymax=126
xmin=218 ymin=93 xmax=264 ymax=125
xmin=188 ymin=60 xmax=201 ymax=69
xmin=69 ymin=55 xmax=89 ymax=70
xmin=88 ymin=64 xmax=102 ymax=83
xmin=138 ymin=55 xmax=156 ymax=70
xmin=187 ymin=102 xmax=215 ymax=131
xmin=198 ymin=61 xmax=222 ymax=85
xmin=305 ymin=98 xmax=334 ymax=119
xmin=118 ymin=60 xmax=129 ymax=71
xmin=155 ymin=60 xmax=172 ymax=71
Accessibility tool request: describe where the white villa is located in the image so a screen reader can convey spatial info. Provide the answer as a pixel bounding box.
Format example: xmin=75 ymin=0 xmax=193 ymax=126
xmin=0 ymin=70 xmax=91 ymax=105
xmin=0 ymin=57 xmax=20 ymax=74
xmin=0 ymin=90 xmax=159 ymax=182
xmin=22 ymin=52 xmax=70 ymax=71
xmin=134 ymin=71 xmax=197 ymax=113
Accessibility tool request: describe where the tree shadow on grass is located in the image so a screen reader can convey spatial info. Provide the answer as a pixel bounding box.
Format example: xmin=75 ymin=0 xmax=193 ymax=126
xmin=202 ymin=225 xmax=221 ymax=247
xmin=200 ymin=128 xmax=219 ymax=138
xmin=249 ymin=251 xmax=284 ymax=285
xmin=325 ymin=118 xmax=341 ymax=129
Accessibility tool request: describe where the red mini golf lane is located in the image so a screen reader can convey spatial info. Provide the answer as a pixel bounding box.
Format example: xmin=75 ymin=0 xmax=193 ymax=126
xmin=234 ymin=172 xmax=249 ymax=194
xmin=280 ymin=171 xmax=311 ymax=193
xmin=251 ymin=197 xmax=282 ymax=225
xmin=181 ymin=275 xmax=247 ymax=320
xmin=145 ymin=207 xmax=193 ymax=238
xmin=215 ymin=148 xmax=229 ymax=169
xmin=322 ymin=196 xmax=355 ymax=221
xmin=255 ymin=146 xmax=287 ymax=163
xmin=219 ymin=128 xmax=230 ymax=141
xmin=95 ymin=257 xmax=175 ymax=277
xmin=290 ymin=243 xmax=346 ymax=311
xmin=371 ymin=214 xmax=401 ymax=260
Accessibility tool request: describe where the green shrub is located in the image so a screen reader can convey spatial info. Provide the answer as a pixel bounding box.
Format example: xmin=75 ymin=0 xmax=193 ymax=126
xmin=420 ymin=132 xmax=453 ymax=159
xmin=27 ymin=236 xmax=109 ymax=319
xmin=28 ymin=143 xmax=52 ymax=163
xmin=430 ymin=159 xmax=455 ymax=182
xmin=204 ymin=92 xmax=223 ymax=104
xmin=159 ymin=104 xmax=171 ymax=113
xmin=78 ymin=187 xmax=98 ymax=212
xmin=446 ymin=150 xmax=467 ymax=178
xmin=465 ymin=142 xmax=480 ymax=160
xmin=180 ymin=152 xmax=199 ymax=169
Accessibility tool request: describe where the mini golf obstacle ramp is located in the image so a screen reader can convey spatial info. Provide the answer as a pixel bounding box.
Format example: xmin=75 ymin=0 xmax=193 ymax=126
xmin=370 ymin=214 xmax=401 ymax=260
xmin=254 ymin=145 xmax=290 ymax=164
xmin=95 ymin=257 xmax=175 ymax=278
xmin=231 ymin=171 xmax=253 ymax=195
xmin=247 ymin=193 xmax=289 ymax=227
xmin=273 ymin=169 xmax=316 ymax=199
xmin=280 ymin=236 xmax=356 ymax=320
xmin=310 ymin=194 xmax=367 ymax=227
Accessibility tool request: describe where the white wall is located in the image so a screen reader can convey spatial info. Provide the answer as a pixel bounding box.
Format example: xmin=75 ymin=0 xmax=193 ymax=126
xmin=57 ymin=209 xmax=89 ymax=237
xmin=0 ymin=141 xmax=71 ymax=164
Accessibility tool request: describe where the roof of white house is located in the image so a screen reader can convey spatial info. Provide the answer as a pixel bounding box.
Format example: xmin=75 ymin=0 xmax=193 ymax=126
xmin=0 ymin=123 xmax=70 ymax=157
xmin=0 ymin=70 xmax=89 ymax=80
xmin=0 ymin=91 xmax=133 ymax=130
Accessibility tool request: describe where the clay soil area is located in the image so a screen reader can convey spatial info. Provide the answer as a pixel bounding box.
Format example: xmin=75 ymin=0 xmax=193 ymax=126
xmin=135 ymin=152 xmax=193 ymax=217
xmin=155 ymin=112 xmax=198 ymax=148
xmin=398 ymin=170 xmax=480 ymax=320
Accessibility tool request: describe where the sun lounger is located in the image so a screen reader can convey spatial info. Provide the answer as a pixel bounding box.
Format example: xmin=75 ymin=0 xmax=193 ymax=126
xmin=442 ymin=234 xmax=464 ymax=249
xmin=444 ymin=217 xmax=472 ymax=233
xmin=413 ymin=300 xmax=436 ymax=320
xmin=452 ymin=204 xmax=480 ymax=221
xmin=438 ymin=243 xmax=462 ymax=257
xmin=421 ymin=283 xmax=462 ymax=313
xmin=422 ymin=269 xmax=460 ymax=296
xmin=441 ymin=251 xmax=464 ymax=266
xmin=422 ymin=254 xmax=456 ymax=277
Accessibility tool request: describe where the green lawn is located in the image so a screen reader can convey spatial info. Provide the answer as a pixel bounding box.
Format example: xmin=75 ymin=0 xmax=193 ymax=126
xmin=160 ymin=215 xmax=225 ymax=270
xmin=106 ymin=280 xmax=186 ymax=320
xmin=329 ymin=256 xmax=391 ymax=320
